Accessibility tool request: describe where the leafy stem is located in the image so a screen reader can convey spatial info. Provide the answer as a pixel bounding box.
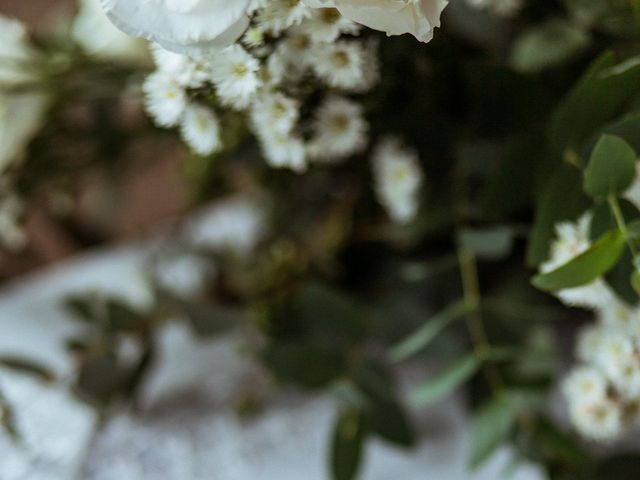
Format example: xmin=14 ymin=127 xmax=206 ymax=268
xmin=608 ymin=193 xmax=639 ymax=258
xmin=457 ymin=247 xmax=503 ymax=393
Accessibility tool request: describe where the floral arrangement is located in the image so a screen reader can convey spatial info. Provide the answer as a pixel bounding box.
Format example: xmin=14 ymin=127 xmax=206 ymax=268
xmin=2 ymin=0 xmax=640 ymax=478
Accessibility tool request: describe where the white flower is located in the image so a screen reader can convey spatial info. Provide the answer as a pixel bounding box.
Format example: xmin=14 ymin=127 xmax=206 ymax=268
xmin=142 ymin=72 xmax=187 ymax=127
xmin=271 ymin=30 xmax=316 ymax=80
xmin=597 ymin=299 xmax=640 ymax=334
xmin=569 ymin=397 xmax=623 ymax=441
xmin=150 ymin=44 xmax=210 ymax=88
xmin=309 ymin=95 xmax=367 ymax=162
xmin=540 ymin=213 xmax=615 ymax=309
xmin=256 ymin=0 xmax=313 ymax=35
xmin=0 ymin=15 xmax=39 ymax=87
xmin=99 ymin=0 xmax=252 ymax=55
xmin=260 ymin=131 xmax=308 ymax=172
xmin=251 ymin=92 xmax=300 ymax=136
xmin=576 ymin=324 xmax=606 ymax=364
xmin=154 ymin=253 xmax=213 ymax=299
xmin=186 ymin=196 xmax=267 ymax=255
xmin=595 ymin=330 xmax=635 ymax=381
xmin=72 ymin=0 xmax=149 ymax=62
xmin=609 ymin=358 xmax=640 ymax=400
xmin=210 ymin=45 xmax=261 ymax=110
xmin=303 ymin=7 xmax=360 ymax=43
xmin=563 ymin=366 xmax=607 ymax=404
xmin=242 ymin=27 xmax=266 ymax=48
xmin=371 ymin=137 xmax=423 ymax=223
xmin=312 ymin=40 xmax=366 ymax=90
xmin=180 ymin=103 xmax=222 ymax=156
xmin=0 ymin=91 xmax=48 ymax=173
xmin=304 ymin=0 xmax=448 ymax=43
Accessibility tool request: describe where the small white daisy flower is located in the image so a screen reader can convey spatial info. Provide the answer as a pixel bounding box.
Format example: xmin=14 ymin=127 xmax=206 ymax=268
xmin=303 ymin=8 xmax=360 ymax=43
xmin=308 ymin=95 xmax=367 ymax=163
xmin=256 ymin=0 xmax=313 ymax=35
xmin=179 ymin=103 xmax=222 ymax=156
xmin=312 ymin=40 xmax=365 ymax=90
xmin=210 ymin=45 xmax=261 ymax=110
xmin=251 ymin=91 xmax=300 ymax=137
xmin=371 ymin=137 xmax=424 ymax=224
xmin=563 ymin=366 xmax=608 ymax=404
xmin=569 ymin=397 xmax=623 ymax=441
xmin=260 ymin=130 xmax=308 ymax=172
xmin=142 ymin=72 xmax=187 ymax=127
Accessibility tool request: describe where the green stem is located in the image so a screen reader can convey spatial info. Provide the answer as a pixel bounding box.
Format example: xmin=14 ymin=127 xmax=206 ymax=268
xmin=608 ymin=194 xmax=638 ymax=258
xmin=457 ymin=247 xmax=503 ymax=393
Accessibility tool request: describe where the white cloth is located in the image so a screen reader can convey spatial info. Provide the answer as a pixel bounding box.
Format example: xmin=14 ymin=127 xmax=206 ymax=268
xmin=0 ymin=245 xmax=546 ymax=480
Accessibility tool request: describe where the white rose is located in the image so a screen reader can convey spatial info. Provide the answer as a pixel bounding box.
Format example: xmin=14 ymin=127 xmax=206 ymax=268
xmin=304 ymin=0 xmax=448 ymax=43
xmin=99 ymin=0 xmax=252 ymax=55
xmin=73 ymin=0 xmax=149 ymax=62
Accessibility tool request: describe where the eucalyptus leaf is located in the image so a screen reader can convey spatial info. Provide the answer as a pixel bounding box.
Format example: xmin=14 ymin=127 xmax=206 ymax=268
xmin=550 ymin=52 xmax=640 ymax=154
xmin=330 ymin=409 xmax=367 ymax=480
xmin=389 ymin=298 xmax=471 ymax=362
xmin=264 ymin=342 xmax=346 ymax=389
xmin=469 ymin=393 xmax=521 ymax=469
xmin=584 ymin=135 xmax=637 ymax=198
xmin=410 ymin=354 xmax=481 ymax=407
xmin=531 ymin=229 xmax=625 ymax=291
xmin=510 ymin=20 xmax=589 ymax=73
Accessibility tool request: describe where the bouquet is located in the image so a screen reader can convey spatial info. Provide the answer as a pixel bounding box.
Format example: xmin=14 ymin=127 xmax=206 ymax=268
xmin=1 ymin=0 xmax=640 ymax=478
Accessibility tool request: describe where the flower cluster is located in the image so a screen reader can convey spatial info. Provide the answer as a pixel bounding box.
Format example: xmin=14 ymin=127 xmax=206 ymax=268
xmin=139 ymin=1 xmax=424 ymax=222
xmin=542 ymin=175 xmax=640 ymax=441
xmin=141 ymin=2 xmax=376 ymax=172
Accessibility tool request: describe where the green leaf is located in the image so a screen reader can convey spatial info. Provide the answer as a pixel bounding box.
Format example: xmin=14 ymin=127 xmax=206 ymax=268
xmin=296 ymin=283 xmax=367 ymax=341
xmin=631 ymin=269 xmax=640 ymax=296
xmin=595 ymin=113 xmax=640 ymax=153
xmin=469 ymin=393 xmax=521 ymax=470
xmin=410 ymin=354 xmax=481 ymax=407
xmin=510 ymin=20 xmax=589 ymax=73
xmin=264 ymin=342 xmax=346 ymax=389
xmin=389 ymin=299 xmax=471 ymax=362
xmin=584 ymin=135 xmax=637 ymax=198
xmin=352 ymin=361 xmax=416 ymax=448
xmin=589 ymin=200 xmax=640 ymax=239
xmin=590 ymin=200 xmax=640 ymax=304
xmin=330 ymin=409 xmax=367 ymax=480
xmin=550 ymin=52 xmax=640 ymax=154
xmin=527 ymin=164 xmax=591 ymax=266
xmin=531 ymin=229 xmax=626 ymax=291
xmin=369 ymin=399 xmax=415 ymax=448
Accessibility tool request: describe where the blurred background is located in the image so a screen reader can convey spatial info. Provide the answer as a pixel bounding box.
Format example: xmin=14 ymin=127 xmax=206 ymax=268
xmin=0 ymin=0 xmax=189 ymax=281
